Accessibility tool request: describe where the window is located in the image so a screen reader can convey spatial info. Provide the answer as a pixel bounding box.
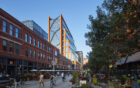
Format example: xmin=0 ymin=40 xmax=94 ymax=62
xmin=9 ymin=42 xmax=14 ymax=53
xmin=2 ymin=39 xmax=7 ymax=52
xmin=38 ymin=52 xmax=40 ymax=59
xmin=33 ymin=38 xmax=36 ymax=46
xmin=16 ymin=44 xmax=19 ymax=55
xmin=9 ymin=24 xmax=13 ymax=36
xmin=44 ymin=54 xmax=45 ymax=59
xmin=50 ymin=48 xmax=53 ymax=53
xmin=25 ymin=48 xmax=28 ymax=57
xmin=43 ymin=54 xmax=45 ymax=59
xmin=38 ymin=41 xmax=40 ymax=48
xmin=47 ymin=47 xmax=51 ymax=52
xmin=29 ymin=36 xmax=32 ymax=44
xmin=2 ymin=20 xmax=7 ymax=32
xmin=41 ymin=53 xmax=42 ymax=58
xmin=40 ymin=42 xmax=42 ymax=49
xmin=42 ymin=54 xmax=44 ymax=59
xmin=34 ymin=51 xmax=36 ymax=58
xmin=47 ymin=47 xmax=49 ymax=52
xmin=43 ymin=44 xmax=45 ymax=50
xmin=30 ymin=49 xmax=33 ymax=57
xmin=42 ymin=43 xmax=43 ymax=49
xmin=48 ymin=56 xmax=50 ymax=61
xmin=55 ymin=50 xmax=58 ymax=56
xmin=25 ymin=33 xmax=28 ymax=42
xmin=15 ymin=27 xmax=19 ymax=38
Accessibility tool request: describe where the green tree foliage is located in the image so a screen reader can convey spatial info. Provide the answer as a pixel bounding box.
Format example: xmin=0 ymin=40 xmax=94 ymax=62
xmin=85 ymin=0 xmax=140 ymax=73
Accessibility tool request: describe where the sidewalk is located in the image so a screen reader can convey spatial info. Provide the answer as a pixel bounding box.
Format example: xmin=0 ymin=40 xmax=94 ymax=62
xmin=17 ymin=75 xmax=72 ymax=88
xmin=92 ymin=83 xmax=114 ymax=88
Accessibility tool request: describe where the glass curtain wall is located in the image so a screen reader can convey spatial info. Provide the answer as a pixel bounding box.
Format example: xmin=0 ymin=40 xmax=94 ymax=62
xmin=49 ymin=14 xmax=78 ymax=61
xmin=49 ymin=16 xmax=61 ymax=49
xmin=22 ymin=20 xmax=48 ymax=41
xmin=62 ymin=18 xmax=78 ymax=61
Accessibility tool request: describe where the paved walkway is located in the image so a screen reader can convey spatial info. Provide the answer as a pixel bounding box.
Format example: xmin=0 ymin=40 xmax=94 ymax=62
xmin=18 ymin=75 xmax=73 ymax=88
xmin=92 ymin=83 xmax=114 ymax=88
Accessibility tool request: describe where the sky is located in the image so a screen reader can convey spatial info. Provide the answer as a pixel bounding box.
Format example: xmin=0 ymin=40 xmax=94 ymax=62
xmin=0 ymin=0 xmax=103 ymax=58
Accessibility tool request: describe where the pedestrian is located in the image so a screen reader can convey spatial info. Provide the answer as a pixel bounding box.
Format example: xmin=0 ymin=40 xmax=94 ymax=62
xmin=61 ymin=72 xmax=64 ymax=82
xmin=133 ymin=79 xmax=139 ymax=88
xmin=39 ymin=73 xmax=44 ymax=88
xmin=57 ymin=71 xmax=59 ymax=77
xmin=67 ymin=72 xmax=70 ymax=77
xmin=92 ymin=75 xmax=97 ymax=85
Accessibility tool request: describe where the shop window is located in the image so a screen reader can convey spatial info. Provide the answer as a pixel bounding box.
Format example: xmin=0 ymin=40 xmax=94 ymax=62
xmin=2 ymin=39 xmax=7 ymax=52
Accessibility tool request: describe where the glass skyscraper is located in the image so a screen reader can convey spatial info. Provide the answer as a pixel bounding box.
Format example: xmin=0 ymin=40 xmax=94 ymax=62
xmin=48 ymin=14 xmax=78 ymax=61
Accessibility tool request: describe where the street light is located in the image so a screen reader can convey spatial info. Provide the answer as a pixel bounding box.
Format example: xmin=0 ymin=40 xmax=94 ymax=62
xmin=108 ymin=64 xmax=113 ymax=81
xmin=52 ymin=57 xmax=57 ymax=71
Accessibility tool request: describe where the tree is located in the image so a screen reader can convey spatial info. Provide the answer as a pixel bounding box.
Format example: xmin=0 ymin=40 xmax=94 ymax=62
xmin=85 ymin=6 xmax=111 ymax=73
xmin=85 ymin=0 xmax=140 ymax=73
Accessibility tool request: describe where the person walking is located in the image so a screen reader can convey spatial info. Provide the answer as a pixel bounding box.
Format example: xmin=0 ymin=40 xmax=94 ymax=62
xmin=39 ymin=73 xmax=44 ymax=88
xmin=92 ymin=75 xmax=97 ymax=85
xmin=61 ymin=72 xmax=65 ymax=82
xmin=50 ymin=74 xmax=55 ymax=88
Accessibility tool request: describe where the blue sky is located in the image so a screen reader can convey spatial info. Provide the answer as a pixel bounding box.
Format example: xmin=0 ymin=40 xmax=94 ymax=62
xmin=0 ymin=0 xmax=103 ymax=58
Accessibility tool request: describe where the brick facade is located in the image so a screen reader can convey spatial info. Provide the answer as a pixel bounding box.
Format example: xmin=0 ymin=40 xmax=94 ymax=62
xmin=0 ymin=9 xmax=73 ymax=75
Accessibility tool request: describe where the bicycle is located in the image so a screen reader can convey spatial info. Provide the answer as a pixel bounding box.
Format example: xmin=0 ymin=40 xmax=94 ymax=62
xmin=50 ymin=75 xmax=56 ymax=88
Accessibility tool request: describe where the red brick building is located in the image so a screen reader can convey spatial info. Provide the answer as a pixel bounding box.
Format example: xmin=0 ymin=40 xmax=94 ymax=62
xmin=0 ymin=9 xmax=72 ymax=76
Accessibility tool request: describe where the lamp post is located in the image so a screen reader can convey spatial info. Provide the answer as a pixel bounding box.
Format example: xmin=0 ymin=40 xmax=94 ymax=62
xmin=109 ymin=64 xmax=113 ymax=80
xmin=52 ymin=57 xmax=57 ymax=71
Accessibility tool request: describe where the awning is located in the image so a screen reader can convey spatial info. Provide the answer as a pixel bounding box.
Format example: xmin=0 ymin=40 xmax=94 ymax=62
xmin=126 ymin=52 xmax=140 ymax=63
xmin=115 ymin=52 xmax=140 ymax=65
xmin=115 ymin=57 xmax=126 ymax=65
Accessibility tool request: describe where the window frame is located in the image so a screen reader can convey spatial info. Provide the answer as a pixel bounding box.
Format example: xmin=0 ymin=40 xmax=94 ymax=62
xmin=29 ymin=36 xmax=32 ymax=44
xmin=9 ymin=42 xmax=14 ymax=53
xmin=9 ymin=24 xmax=13 ymax=36
xmin=2 ymin=20 xmax=7 ymax=32
xmin=25 ymin=47 xmax=28 ymax=57
xmin=2 ymin=39 xmax=8 ymax=52
xmin=15 ymin=27 xmax=19 ymax=38
xmin=30 ymin=49 xmax=33 ymax=57
xmin=25 ymin=33 xmax=28 ymax=42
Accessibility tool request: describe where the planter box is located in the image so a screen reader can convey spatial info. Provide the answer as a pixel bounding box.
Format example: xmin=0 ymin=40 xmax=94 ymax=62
xmin=79 ymin=80 xmax=86 ymax=86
